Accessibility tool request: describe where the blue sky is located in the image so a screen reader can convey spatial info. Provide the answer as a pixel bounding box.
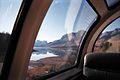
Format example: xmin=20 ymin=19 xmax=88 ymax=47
xmin=103 ymin=17 xmax=120 ymax=32
xmin=36 ymin=0 xmax=97 ymax=42
xmin=0 ymin=0 xmax=22 ymax=34
xmin=36 ymin=0 xmax=70 ymax=42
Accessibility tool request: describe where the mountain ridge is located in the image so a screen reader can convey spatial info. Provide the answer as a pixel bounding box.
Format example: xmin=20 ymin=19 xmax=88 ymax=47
xmin=34 ymin=30 xmax=85 ymax=48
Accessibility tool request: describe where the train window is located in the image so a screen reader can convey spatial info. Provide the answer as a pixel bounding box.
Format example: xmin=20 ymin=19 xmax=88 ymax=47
xmin=93 ymin=17 xmax=120 ymax=53
xmin=27 ymin=0 xmax=97 ymax=79
xmin=106 ymin=0 xmax=120 ymax=7
xmin=0 ymin=0 xmax=22 ymax=75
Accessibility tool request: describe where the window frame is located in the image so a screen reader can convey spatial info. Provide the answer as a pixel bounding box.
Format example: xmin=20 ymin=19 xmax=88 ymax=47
xmin=78 ymin=0 xmax=120 ymax=77
xmin=104 ymin=0 xmax=120 ymax=10
xmin=92 ymin=16 xmax=120 ymax=52
xmin=76 ymin=0 xmax=101 ymax=70
xmin=0 ymin=0 xmax=101 ymax=80
xmin=4 ymin=0 xmax=53 ymax=80
xmin=31 ymin=0 xmax=100 ymax=79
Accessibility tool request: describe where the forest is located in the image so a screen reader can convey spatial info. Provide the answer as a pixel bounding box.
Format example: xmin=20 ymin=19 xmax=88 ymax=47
xmin=0 ymin=32 xmax=10 ymax=62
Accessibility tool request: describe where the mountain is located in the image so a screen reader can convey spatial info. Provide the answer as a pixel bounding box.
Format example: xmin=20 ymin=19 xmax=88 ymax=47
xmin=48 ymin=30 xmax=85 ymax=48
xmin=94 ymin=28 xmax=120 ymax=52
xmin=29 ymin=30 xmax=85 ymax=79
xmin=99 ymin=28 xmax=120 ymax=41
xmin=34 ymin=30 xmax=85 ymax=48
xmin=34 ymin=40 xmax=48 ymax=47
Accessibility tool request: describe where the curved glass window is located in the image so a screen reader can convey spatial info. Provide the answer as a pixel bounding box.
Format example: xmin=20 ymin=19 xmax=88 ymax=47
xmin=0 ymin=0 xmax=23 ymax=75
xmin=93 ymin=17 xmax=120 ymax=53
xmin=27 ymin=0 xmax=97 ymax=79
xmin=106 ymin=0 xmax=120 ymax=7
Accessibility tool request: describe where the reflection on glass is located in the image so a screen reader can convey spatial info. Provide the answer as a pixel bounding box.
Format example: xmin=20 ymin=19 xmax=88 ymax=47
xmin=94 ymin=17 xmax=120 ymax=53
xmin=106 ymin=0 xmax=120 ymax=7
xmin=27 ymin=0 xmax=97 ymax=79
xmin=0 ymin=0 xmax=22 ymax=75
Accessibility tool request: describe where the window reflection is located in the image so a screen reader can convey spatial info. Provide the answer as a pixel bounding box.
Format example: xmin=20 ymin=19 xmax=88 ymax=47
xmin=27 ymin=0 xmax=97 ymax=79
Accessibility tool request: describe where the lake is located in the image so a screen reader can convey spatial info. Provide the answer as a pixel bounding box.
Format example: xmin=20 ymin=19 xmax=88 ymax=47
xmin=30 ymin=47 xmax=78 ymax=61
xmin=30 ymin=52 xmax=58 ymax=61
xmin=30 ymin=47 xmax=66 ymax=61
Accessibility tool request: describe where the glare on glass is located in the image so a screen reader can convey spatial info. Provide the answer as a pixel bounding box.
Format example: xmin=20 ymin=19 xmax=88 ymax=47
xmin=27 ymin=0 xmax=97 ymax=79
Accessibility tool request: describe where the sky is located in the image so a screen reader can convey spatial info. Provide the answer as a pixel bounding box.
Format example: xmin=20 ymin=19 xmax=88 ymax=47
xmin=36 ymin=0 xmax=98 ymax=42
xmin=36 ymin=0 xmax=71 ymax=42
xmin=0 ymin=0 xmax=119 ymax=43
xmin=0 ymin=0 xmax=22 ymax=34
xmin=103 ymin=17 xmax=120 ymax=32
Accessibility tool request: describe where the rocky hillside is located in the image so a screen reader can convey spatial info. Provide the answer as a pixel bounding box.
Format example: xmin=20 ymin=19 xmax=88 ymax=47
xmin=28 ymin=30 xmax=85 ymax=79
xmin=34 ymin=30 xmax=85 ymax=48
xmin=48 ymin=30 xmax=85 ymax=48
xmin=99 ymin=28 xmax=120 ymax=40
xmin=94 ymin=28 xmax=120 ymax=52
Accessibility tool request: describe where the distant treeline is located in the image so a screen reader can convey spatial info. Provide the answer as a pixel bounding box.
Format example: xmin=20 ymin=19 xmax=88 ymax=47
xmin=0 ymin=32 xmax=11 ymax=56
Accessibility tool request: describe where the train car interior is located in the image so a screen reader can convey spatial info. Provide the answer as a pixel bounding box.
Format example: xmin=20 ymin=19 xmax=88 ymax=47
xmin=0 ymin=0 xmax=120 ymax=80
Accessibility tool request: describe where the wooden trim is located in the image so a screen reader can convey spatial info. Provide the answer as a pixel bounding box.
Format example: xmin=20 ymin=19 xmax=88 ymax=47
xmin=8 ymin=0 xmax=52 ymax=80
xmin=87 ymin=9 xmax=120 ymax=53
